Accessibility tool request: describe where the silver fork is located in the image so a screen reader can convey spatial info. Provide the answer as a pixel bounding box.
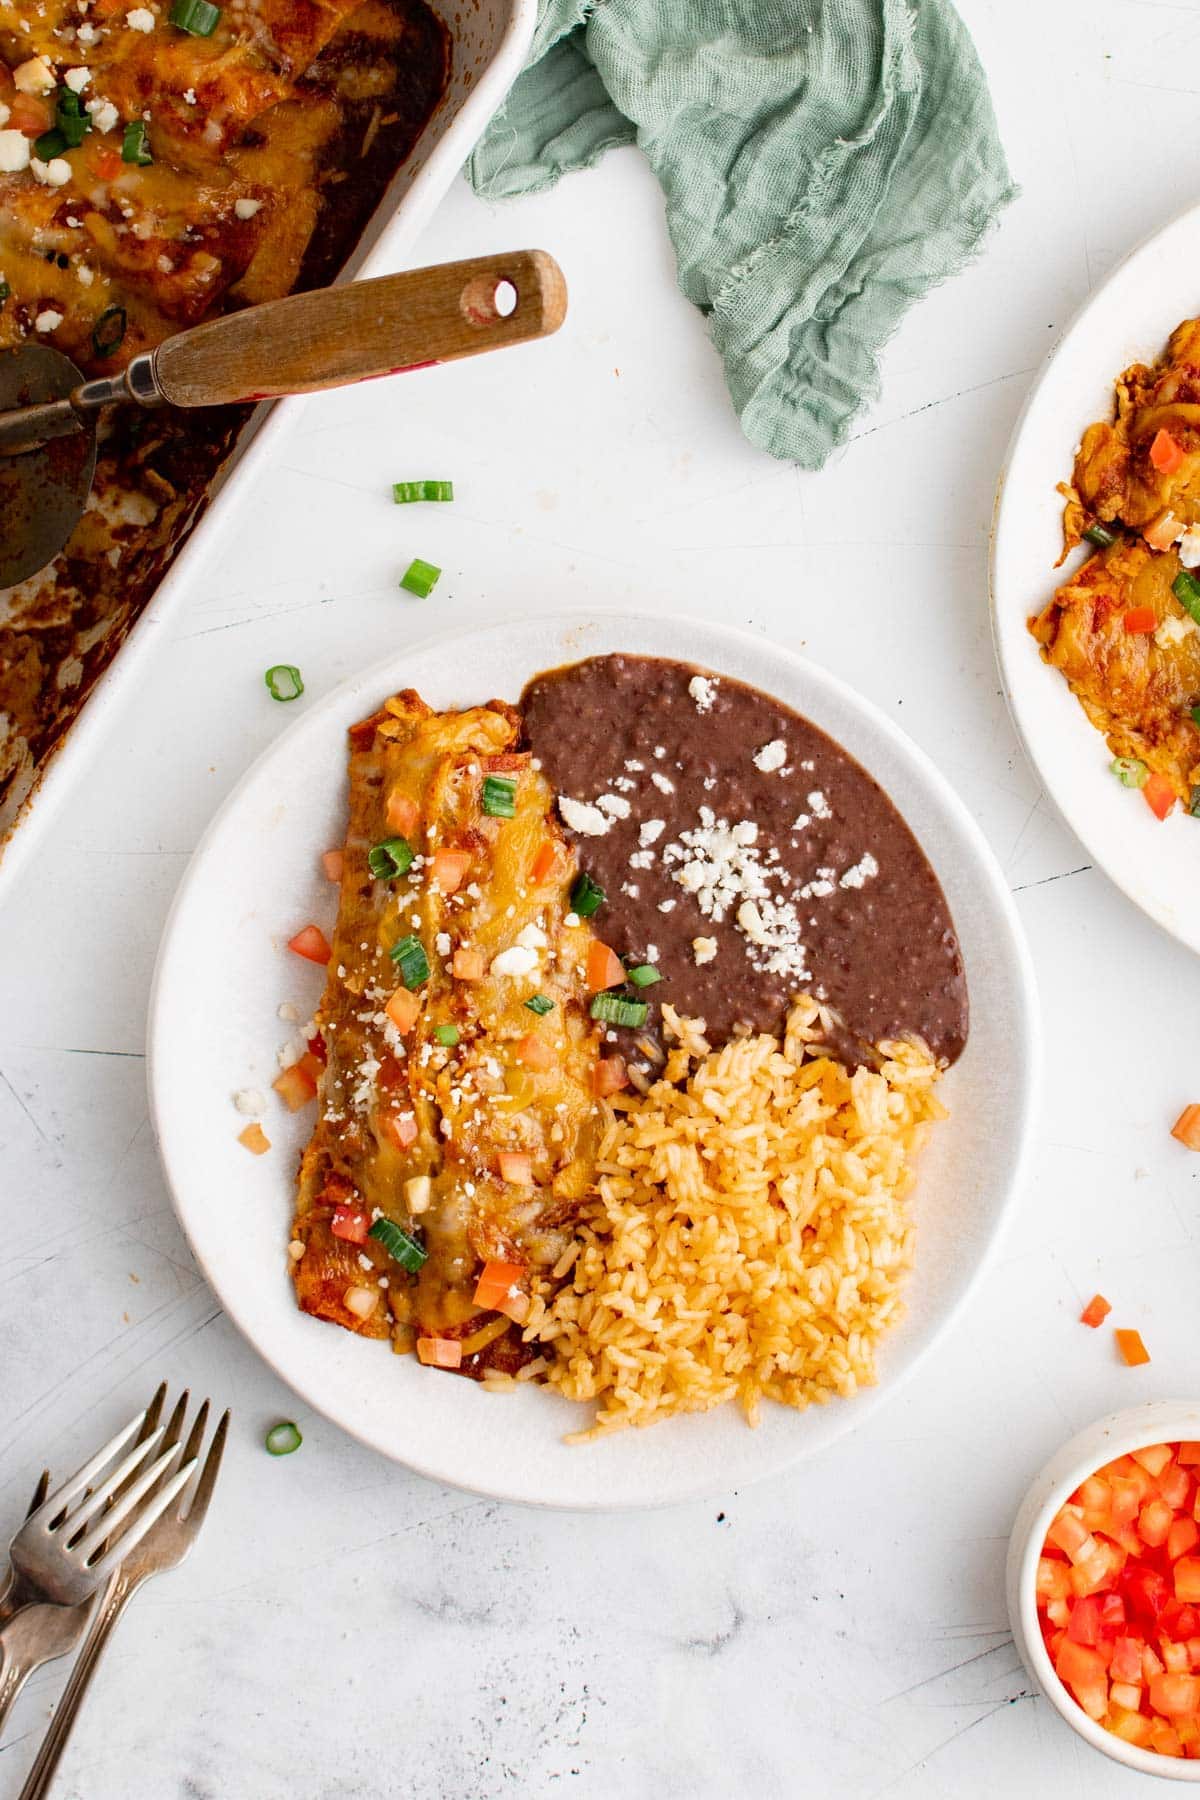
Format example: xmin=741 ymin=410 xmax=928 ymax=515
xmin=0 ymin=1475 xmax=93 ymax=1737
xmin=17 ymin=1389 xmax=229 ymax=1800
xmin=5 ymin=1390 xmax=197 ymax=1614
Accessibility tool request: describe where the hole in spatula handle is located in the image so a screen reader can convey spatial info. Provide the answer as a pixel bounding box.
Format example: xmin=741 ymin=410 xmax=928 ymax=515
xmin=460 ymin=274 xmax=519 ymax=327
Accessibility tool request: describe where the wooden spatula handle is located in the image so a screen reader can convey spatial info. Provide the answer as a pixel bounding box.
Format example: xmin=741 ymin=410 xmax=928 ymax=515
xmin=151 ymin=250 xmax=567 ymax=409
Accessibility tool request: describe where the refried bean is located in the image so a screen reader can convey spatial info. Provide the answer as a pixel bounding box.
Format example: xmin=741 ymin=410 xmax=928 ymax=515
xmin=520 ymin=654 xmax=968 ymax=1068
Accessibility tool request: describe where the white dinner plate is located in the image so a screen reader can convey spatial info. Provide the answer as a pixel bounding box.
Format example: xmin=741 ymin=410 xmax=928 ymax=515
xmin=992 ymin=200 xmax=1200 ymax=953
xmin=148 ymin=612 xmax=1039 ymax=1509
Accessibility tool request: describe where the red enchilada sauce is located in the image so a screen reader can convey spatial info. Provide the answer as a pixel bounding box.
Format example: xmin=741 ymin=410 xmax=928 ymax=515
xmin=520 ymin=654 xmax=968 ymax=1068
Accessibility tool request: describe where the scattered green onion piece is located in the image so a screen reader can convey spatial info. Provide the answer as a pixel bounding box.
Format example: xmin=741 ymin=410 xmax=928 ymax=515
xmin=569 ymin=872 xmax=605 ymax=918
xmin=367 ymin=836 xmax=414 ymax=880
xmin=400 ymin=557 xmax=441 ymax=599
xmin=34 ymin=128 xmax=67 ymax=161
xmin=265 ymin=1421 xmax=302 ymax=1456
xmin=433 ymin=1023 xmax=460 ymax=1047
xmin=1190 ymin=787 xmax=1200 ymax=819
xmin=0 ymin=282 xmax=10 ymax=305
xmin=92 ymin=305 xmax=127 ymax=359
xmin=169 ymin=0 xmax=221 ymax=33
xmin=392 ymin=480 xmax=454 ymax=505
xmin=368 ymin=1216 xmax=428 ymax=1272
xmin=1192 ymin=705 xmax=1200 ymax=728
xmin=524 ymin=994 xmax=554 ymax=1016
xmin=59 ymin=112 xmax=87 ymax=148
xmin=121 ymin=119 xmax=153 ymax=165
xmin=590 ymin=993 xmax=649 ymax=1028
xmin=627 ymin=964 xmax=662 ymax=988
xmin=1082 ymin=522 xmax=1118 ymax=550
xmin=1110 ymin=756 xmax=1148 ymax=790
xmin=389 ymin=933 xmax=430 ymax=989
xmin=264 ymin=663 xmax=304 ymax=702
xmin=57 ymin=88 xmax=84 ymax=116
xmin=1174 ymin=571 xmax=1200 ymax=625
xmin=481 ymin=775 xmax=516 ymax=818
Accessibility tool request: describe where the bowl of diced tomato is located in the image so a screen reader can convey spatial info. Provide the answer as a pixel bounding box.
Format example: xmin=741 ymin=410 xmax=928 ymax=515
xmin=1009 ymin=1403 xmax=1200 ymax=1777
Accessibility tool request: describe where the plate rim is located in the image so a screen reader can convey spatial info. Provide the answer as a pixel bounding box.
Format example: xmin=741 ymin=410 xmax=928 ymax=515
xmin=989 ymin=195 xmax=1200 ymax=957
xmin=147 ymin=608 xmax=1041 ymax=1508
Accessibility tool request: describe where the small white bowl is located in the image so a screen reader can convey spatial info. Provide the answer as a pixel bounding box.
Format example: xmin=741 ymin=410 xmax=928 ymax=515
xmin=1008 ymin=1401 xmax=1200 ymax=1781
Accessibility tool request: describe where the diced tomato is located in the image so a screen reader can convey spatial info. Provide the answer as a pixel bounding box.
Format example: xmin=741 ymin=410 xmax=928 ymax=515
xmin=288 ymin=924 xmax=332 ymax=964
xmin=1117 ymin=1328 xmax=1152 ymax=1366
xmin=1072 ymin=1537 xmax=1126 ymax=1597
xmin=1078 ymin=1474 xmax=1111 ymax=1514
xmin=321 ymin=849 xmax=344 ymax=883
xmin=1150 ymin=1719 xmax=1185 ymax=1757
xmin=1163 ymin=1640 xmax=1192 ymax=1674
xmin=1110 ymin=1681 xmax=1143 ymax=1712
xmin=1047 ymin=1597 xmax=1070 ymax=1627
xmin=1056 ymin=1639 xmax=1109 ymax=1720
xmin=1099 ymin=1592 xmax=1126 ymax=1631
xmin=1145 ymin=1642 xmax=1167 ymax=1681
xmin=94 ymin=146 xmax=122 ymax=181
xmin=1151 ymin=1673 xmax=1200 ymax=1717
xmin=378 ymin=1111 xmax=418 ymax=1152
xmin=9 ymin=92 xmax=51 ymax=135
xmin=592 ymin=1054 xmax=629 ymax=1097
xmin=273 ymin=1060 xmax=318 ymax=1111
xmin=1189 ymin=1636 xmax=1200 ymax=1670
xmin=528 ymin=842 xmax=559 ymax=886
xmin=1047 ymin=1506 xmax=1094 ymax=1563
xmin=1180 ymin=1444 xmax=1200 ymax=1467
xmin=1172 ymin=1106 xmax=1200 ymax=1151
xmin=452 ymin=948 xmax=485 ymax=981
xmin=1080 ymin=1293 xmax=1112 ymax=1329
xmin=331 ymin=1205 xmax=369 ymax=1244
xmin=305 ymin=1032 xmax=327 ymax=1066
xmin=1111 ymin=1635 xmax=1145 ymax=1684
xmin=1145 ymin=509 xmax=1182 ymax=551
xmin=1133 ymin=1444 xmax=1174 ymax=1479
xmin=1110 ymin=1707 xmax=1154 ymax=1747
xmin=1162 ymin=1463 xmax=1192 ymax=1510
xmin=1124 ymin=1564 xmax=1172 ymax=1628
xmin=386 ymin=792 xmax=419 ymax=836
xmin=513 ymin=1032 xmax=555 ymax=1073
xmin=1177 ymin=1558 xmax=1200 ymax=1604
xmin=1143 ymin=773 xmax=1176 ymax=821
xmin=1110 ymin=1476 xmax=1142 ymax=1526
xmin=1161 ymin=1601 xmax=1200 ymax=1642
xmin=1171 ymin=1520 xmax=1200 ymax=1563
xmin=237 ymin=1122 xmax=271 ymax=1155
xmin=416 ymin=1336 xmax=463 ymax=1369
xmin=1123 ymin=606 xmax=1158 ymax=634
xmin=1141 ymin=1499 xmax=1174 ymax=1549
xmin=1067 ymin=1595 xmax=1103 ymax=1646
xmin=1150 ymin=429 xmax=1186 ymax=475
xmin=473 ymin=1259 xmax=525 ymax=1314
xmin=385 ymin=987 xmax=421 ymax=1035
xmin=586 ymin=941 xmax=625 ymax=993
xmin=430 ymin=848 xmax=472 ymax=894
xmin=497 ymin=1152 xmax=533 ymax=1186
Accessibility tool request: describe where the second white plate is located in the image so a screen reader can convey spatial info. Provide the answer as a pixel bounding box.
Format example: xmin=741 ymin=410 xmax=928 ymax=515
xmin=148 ymin=611 xmax=1038 ymax=1508
xmin=992 ymin=200 xmax=1200 ymax=954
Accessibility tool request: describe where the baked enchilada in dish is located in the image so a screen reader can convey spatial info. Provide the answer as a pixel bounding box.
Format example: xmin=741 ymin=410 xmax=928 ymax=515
xmin=0 ymin=0 xmax=448 ymax=843
xmin=272 ymin=655 xmax=964 ymax=1439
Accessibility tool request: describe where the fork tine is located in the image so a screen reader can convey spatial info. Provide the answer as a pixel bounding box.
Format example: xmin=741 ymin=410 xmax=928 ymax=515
xmin=82 ymin=1458 xmax=197 ymax=1586
xmin=26 ymin=1470 xmax=50 ymax=1517
xmin=179 ymin=1399 xmax=209 ymax=1469
xmin=183 ymin=1409 xmax=228 ymax=1530
xmin=158 ymin=1390 xmax=190 ymax=1462
xmin=59 ymin=1427 xmax=165 ymax=1541
xmin=36 ymin=1409 xmax=148 ymax=1520
xmin=138 ymin=1381 xmax=168 ymax=1442
xmin=73 ymin=1440 xmax=186 ymax=1563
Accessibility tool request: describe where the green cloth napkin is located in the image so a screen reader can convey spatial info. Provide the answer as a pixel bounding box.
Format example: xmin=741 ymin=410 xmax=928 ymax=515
xmin=466 ymin=0 xmax=1014 ymax=468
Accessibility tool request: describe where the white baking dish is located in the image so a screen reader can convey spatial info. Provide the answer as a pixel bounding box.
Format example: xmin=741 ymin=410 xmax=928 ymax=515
xmin=0 ymin=0 xmax=535 ymax=900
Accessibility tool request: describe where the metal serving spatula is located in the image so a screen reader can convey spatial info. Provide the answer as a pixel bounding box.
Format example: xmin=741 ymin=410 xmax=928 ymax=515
xmin=0 ymin=248 xmax=566 ymax=587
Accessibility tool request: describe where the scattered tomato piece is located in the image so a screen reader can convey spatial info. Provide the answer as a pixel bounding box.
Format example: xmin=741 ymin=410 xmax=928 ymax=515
xmin=528 ymin=842 xmax=559 ymax=886
xmin=1171 ymin=1105 xmax=1200 ymax=1150
xmin=497 ymin=1151 xmax=533 ymax=1186
xmin=416 ymin=1336 xmax=463 ymax=1369
xmin=473 ymin=1259 xmax=525 ymax=1313
xmin=1123 ymin=606 xmax=1158 ymax=634
xmin=378 ymin=1111 xmax=418 ymax=1152
xmin=273 ymin=1061 xmax=318 ymax=1111
xmin=238 ymin=1122 xmax=270 ymax=1155
xmin=386 ymin=792 xmax=419 ymax=836
xmin=1143 ymin=772 xmax=1176 ymax=820
xmin=1080 ymin=1293 xmax=1112 ymax=1328
xmin=452 ymin=948 xmax=485 ymax=981
xmin=513 ymin=1032 xmax=555 ymax=1072
xmin=1117 ymin=1328 xmax=1151 ymax=1367
xmin=331 ymin=1204 xmax=369 ymax=1244
xmin=1150 ymin=429 xmax=1185 ymax=475
xmin=385 ymin=987 xmax=421 ymax=1035
xmin=288 ymin=924 xmax=332 ymax=964
xmin=586 ymin=941 xmax=624 ymax=992
xmin=592 ymin=1054 xmax=629 ymax=1097
xmin=321 ymin=849 xmax=344 ymax=883
xmin=430 ymin=848 xmax=472 ymax=894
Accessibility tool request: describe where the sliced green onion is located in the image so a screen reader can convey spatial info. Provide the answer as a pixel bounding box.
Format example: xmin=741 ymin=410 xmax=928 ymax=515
xmin=392 ymin=480 xmax=454 ymax=505
xmin=433 ymin=1023 xmax=459 ymax=1047
xmin=481 ymin=775 xmax=516 ymax=818
xmin=34 ymin=128 xmax=67 ymax=161
xmin=169 ymin=0 xmax=221 ymax=32
xmin=389 ymin=933 xmax=430 ymax=989
xmin=92 ymin=305 xmax=127 ymax=358
xmin=0 ymin=282 xmax=10 ymax=305
xmin=590 ymin=993 xmax=649 ymax=1028
xmin=569 ymin=872 xmax=604 ymax=918
xmin=1111 ymin=756 xmax=1148 ymax=790
xmin=400 ymin=557 xmax=441 ymax=599
xmin=264 ymin=663 xmax=303 ymax=702
xmin=1190 ymin=787 xmax=1200 ymax=819
xmin=1175 ymin=571 xmax=1200 ymax=625
xmin=627 ymin=964 xmax=661 ymax=988
xmin=57 ymin=88 xmax=84 ymax=116
xmin=58 ymin=111 xmax=87 ymax=148
xmin=367 ymin=836 xmax=414 ymax=880
xmin=1192 ymin=705 xmax=1200 ymax=728
xmin=368 ymin=1216 xmax=427 ymax=1272
xmin=1082 ymin=521 xmax=1118 ymax=550
xmin=524 ymin=994 xmax=554 ymax=1016
xmin=121 ymin=119 xmax=152 ymax=165
xmin=265 ymin=1420 xmax=302 ymax=1456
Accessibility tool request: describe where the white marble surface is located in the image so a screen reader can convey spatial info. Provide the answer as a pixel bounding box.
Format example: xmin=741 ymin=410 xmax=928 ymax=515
xmin=3 ymin=1 xmax=1199 ymax=1792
